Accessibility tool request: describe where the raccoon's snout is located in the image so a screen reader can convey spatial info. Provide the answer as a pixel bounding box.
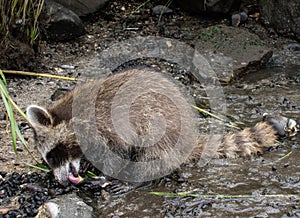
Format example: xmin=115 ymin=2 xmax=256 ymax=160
xmin=54 ymin=166 xmax=77 ymax=186
xmin=52 ymin=158 xmax=81 ymax=186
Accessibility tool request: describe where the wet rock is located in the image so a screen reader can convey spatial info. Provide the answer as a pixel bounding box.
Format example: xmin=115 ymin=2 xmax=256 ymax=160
xmin=193 ymin=24 xmax=273 ymax=83
xmin=41 ymin=0 xmax=85 ymax=41
xmin=231 ymin=11 xmax=248 ymax=26
xmin=53 ymin=0 xmax=109 ymax=16
xmin=175 ymin=0 xmax=241 ymax=14
xmin=260 ymin=0 xmax=300 ymax=42
xmin=151 ymin=5 xmax=173 ymax=16
xmin=286 ymin=43 xmax=300 ymax=51
xmin=272 ymin=43 xmax=300 ymax=66
xmin=35 ymin=193 xmax=93 ymax=218
xmin=0 ymin=38 xmax=35 ymax=70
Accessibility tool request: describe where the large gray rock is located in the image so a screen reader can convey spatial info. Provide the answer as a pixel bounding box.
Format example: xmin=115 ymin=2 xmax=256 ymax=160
xmin=72 ymin=27 xmax=272 ymax=84
xmin=176 ymin=0 xmax=241 ymax=14
xmin=193 ymin=24 xmax=273 ymax=83
xmin=53 ymin=0 xmax=109 ymax=16
xmin=41 ymin=0 xmax=85 ymax=41
xmin=260 ymin=0 xmax=300 ymax=41
xmin=35 ymin=193 xmax=93 ymax=218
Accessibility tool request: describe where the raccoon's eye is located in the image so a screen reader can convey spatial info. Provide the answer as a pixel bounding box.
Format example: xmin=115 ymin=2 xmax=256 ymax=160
xmin=46 ymin=152 xmax=62 ymax=168
xmin=46 ymin=143 xmax=68 ymax=168
xmin=46 ymin=156 xmax=55 ymax=168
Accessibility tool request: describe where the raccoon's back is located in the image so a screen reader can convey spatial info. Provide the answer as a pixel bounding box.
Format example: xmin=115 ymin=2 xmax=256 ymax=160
xmin=73 ymin=69 xmax=198 ymax=165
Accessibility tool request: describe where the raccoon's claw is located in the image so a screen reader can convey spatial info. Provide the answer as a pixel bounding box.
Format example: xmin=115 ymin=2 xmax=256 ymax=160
xmin=106 ymin=180 xmax=154 ymax=196
xmin=263 ymin=113 xmax=298 ymax=137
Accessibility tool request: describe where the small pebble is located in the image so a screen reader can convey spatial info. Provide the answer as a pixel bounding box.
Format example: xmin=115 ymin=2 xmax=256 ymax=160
xmin=60 ymin=65 xmax=76 ymax=69
xmin=151 ymin=5 xmax=173 ymax=16
xmin=177 ymin=177 xmax=186 ymax=183
xmin=231 ymin=12 xmax=248 ymax=26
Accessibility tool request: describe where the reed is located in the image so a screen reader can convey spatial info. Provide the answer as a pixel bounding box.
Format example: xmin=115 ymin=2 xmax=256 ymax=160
xmin=150 ymin=191 xmax=299 ymax=199
xmin=0 ymin=69 xmax=40 ymax=164
xmin=0 ymin=0 xmax=45 ymax=46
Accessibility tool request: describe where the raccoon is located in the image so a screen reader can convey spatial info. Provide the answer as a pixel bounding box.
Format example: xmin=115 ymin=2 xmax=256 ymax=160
xmin=26 ymin=69 xmax=298 ymax=185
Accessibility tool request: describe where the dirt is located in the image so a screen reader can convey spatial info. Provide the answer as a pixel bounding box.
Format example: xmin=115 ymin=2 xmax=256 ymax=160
xmin=0 ymin=0 xmax=300 ymax=217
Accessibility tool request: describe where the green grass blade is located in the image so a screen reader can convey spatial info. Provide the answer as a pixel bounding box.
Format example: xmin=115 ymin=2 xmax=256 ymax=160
xmin=263 ymin=151 xmax=293 ymax=166
xmin=131 ymin=0 xmax=150 ymax=14
xmin=24 ymin=162 xmax=50 ymax=172
xmin=0 ymin=71 xmax=40 ymax=163
xmin=0 ymin=69 xmax=8 ymax=86
xmin=158 ymin=0 xmax=173 ymax=22
xmin=85 ymin=171 xmax=97 ymax=178
xmin=0 ymin=76 xmax=30 ymax=123
xmin=15 ymin=123 xmax=40 ymax=164
xmin=11 ymin=0 xmax=19 ymax=17
xmin=2 ymin=69 xmax=78 ymax=81
xmin=192 ymin=105 xmax=242 ymax=130
xmin=150 ymin=191 xmax=299 ymax=199
xmin=0 ymin=79 xmax=18 ymax=152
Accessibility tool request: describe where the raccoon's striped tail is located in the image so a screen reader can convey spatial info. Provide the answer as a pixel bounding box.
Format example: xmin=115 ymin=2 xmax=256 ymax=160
xmin=188 ymin=114 xmax=298 ymax=161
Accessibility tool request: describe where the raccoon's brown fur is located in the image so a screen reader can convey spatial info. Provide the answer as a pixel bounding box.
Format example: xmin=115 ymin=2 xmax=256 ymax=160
xmin=27 ymin=69 xmax=282 ymax=185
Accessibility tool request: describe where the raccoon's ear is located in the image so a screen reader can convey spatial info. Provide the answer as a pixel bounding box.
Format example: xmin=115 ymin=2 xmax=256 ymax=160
xmin=26 ymin=105 xmax=54 ymax=127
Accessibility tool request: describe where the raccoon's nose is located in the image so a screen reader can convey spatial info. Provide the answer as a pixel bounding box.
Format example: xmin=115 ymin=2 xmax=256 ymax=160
xmin=69 ymin=163 xmax=79 ymax=177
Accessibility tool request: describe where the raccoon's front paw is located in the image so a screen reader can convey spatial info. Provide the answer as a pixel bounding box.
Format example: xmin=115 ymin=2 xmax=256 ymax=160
xmin=263 ymin=113 xmax=298 ymax=137
xmin=72 ymin=176 xmax=112 ymax=189
xmin=106 ymin=180 xmax=154 ymax=196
